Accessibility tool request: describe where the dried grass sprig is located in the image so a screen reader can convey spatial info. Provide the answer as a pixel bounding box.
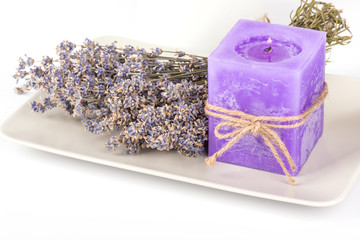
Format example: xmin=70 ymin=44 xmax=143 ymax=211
xmin=290 ymin=0 xmax=352 ymax=53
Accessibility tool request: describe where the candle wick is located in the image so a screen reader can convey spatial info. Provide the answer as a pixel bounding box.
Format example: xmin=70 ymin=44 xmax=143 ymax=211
xmin=264 ymin=46 xmax=272 ymax=53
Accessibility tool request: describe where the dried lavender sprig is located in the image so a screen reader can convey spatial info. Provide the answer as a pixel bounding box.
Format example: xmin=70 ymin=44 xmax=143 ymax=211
xmin=14 ymin=38 xmax=208 ymax=157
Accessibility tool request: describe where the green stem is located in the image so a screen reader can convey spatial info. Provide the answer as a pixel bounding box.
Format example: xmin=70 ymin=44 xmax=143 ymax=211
xmin=82 ymin=98 xmax=103 ymax=102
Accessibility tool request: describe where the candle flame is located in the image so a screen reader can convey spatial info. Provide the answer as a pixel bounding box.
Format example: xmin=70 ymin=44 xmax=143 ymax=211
xmin=267 ymin=37 xmax=272 ymax=44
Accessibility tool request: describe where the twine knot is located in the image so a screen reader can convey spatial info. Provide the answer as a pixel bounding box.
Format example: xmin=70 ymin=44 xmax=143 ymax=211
xmin=205 ymin=83 xmax=328 ymax=185
xmin=249 ymin=119 xmax=262 ymax=135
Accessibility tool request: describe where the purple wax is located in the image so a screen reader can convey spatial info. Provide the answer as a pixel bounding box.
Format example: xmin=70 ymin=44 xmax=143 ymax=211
xmin=208 ymin=20 xmax=326 ymax=176
xmin=247 ymin=44 xmax=289 ymax=62
xmin=241 ymin=37 xmax=302 ymax=62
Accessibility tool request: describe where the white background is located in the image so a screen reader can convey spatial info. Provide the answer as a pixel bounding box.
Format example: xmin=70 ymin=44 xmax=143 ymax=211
xmin=0 ymin=0 xmax=359 ymax=239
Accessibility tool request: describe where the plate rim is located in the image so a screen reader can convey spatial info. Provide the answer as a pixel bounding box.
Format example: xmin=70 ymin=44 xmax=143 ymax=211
xmin=2 ymin=35 xmax=359 ymax=207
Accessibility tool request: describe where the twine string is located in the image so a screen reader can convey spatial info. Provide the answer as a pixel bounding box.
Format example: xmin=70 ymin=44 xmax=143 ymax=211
xmin=205 ymin=82 xmax=328 ymax=185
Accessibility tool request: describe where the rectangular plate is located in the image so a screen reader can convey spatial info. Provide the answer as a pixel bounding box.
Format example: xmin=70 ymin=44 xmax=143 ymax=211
xmin=2 ymin=36 xmax=360 ymax=207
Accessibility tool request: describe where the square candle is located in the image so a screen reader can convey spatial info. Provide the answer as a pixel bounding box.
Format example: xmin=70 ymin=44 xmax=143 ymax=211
xmin=208 ymin=19 xmax=326 ymax=176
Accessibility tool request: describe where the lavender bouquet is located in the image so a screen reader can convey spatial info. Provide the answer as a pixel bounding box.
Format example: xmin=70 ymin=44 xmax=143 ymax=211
xmin=14 ymin=39 xmax=208 ymax=157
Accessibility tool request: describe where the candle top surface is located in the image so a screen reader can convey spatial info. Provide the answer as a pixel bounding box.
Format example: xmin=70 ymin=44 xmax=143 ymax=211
xmin=210 ymin=19 xmax=326 ymax=70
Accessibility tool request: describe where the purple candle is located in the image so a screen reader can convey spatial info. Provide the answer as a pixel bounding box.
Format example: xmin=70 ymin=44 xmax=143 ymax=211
xmin=208 ymin=20 xmax=326 ymax=176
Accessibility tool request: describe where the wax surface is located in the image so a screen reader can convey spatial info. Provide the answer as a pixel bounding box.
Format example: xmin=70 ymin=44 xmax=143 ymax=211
xmin=235 ymin=36 xmax=302 ymax=62
xmin=208 ymin=20 xmax=326 ymax=176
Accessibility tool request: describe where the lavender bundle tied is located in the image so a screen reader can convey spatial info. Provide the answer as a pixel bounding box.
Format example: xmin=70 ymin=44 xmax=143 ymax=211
xmin=14 ymin=39 xmax=208 ymax=157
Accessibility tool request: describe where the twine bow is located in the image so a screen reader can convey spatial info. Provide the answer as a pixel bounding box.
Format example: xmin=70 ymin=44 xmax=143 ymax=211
xmin=205 ymin=83 xmax=328 ymax=185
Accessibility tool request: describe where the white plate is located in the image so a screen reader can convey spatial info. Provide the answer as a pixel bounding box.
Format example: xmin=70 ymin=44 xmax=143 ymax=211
xmin=1 ymin=36 xmax=360 ymax=207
